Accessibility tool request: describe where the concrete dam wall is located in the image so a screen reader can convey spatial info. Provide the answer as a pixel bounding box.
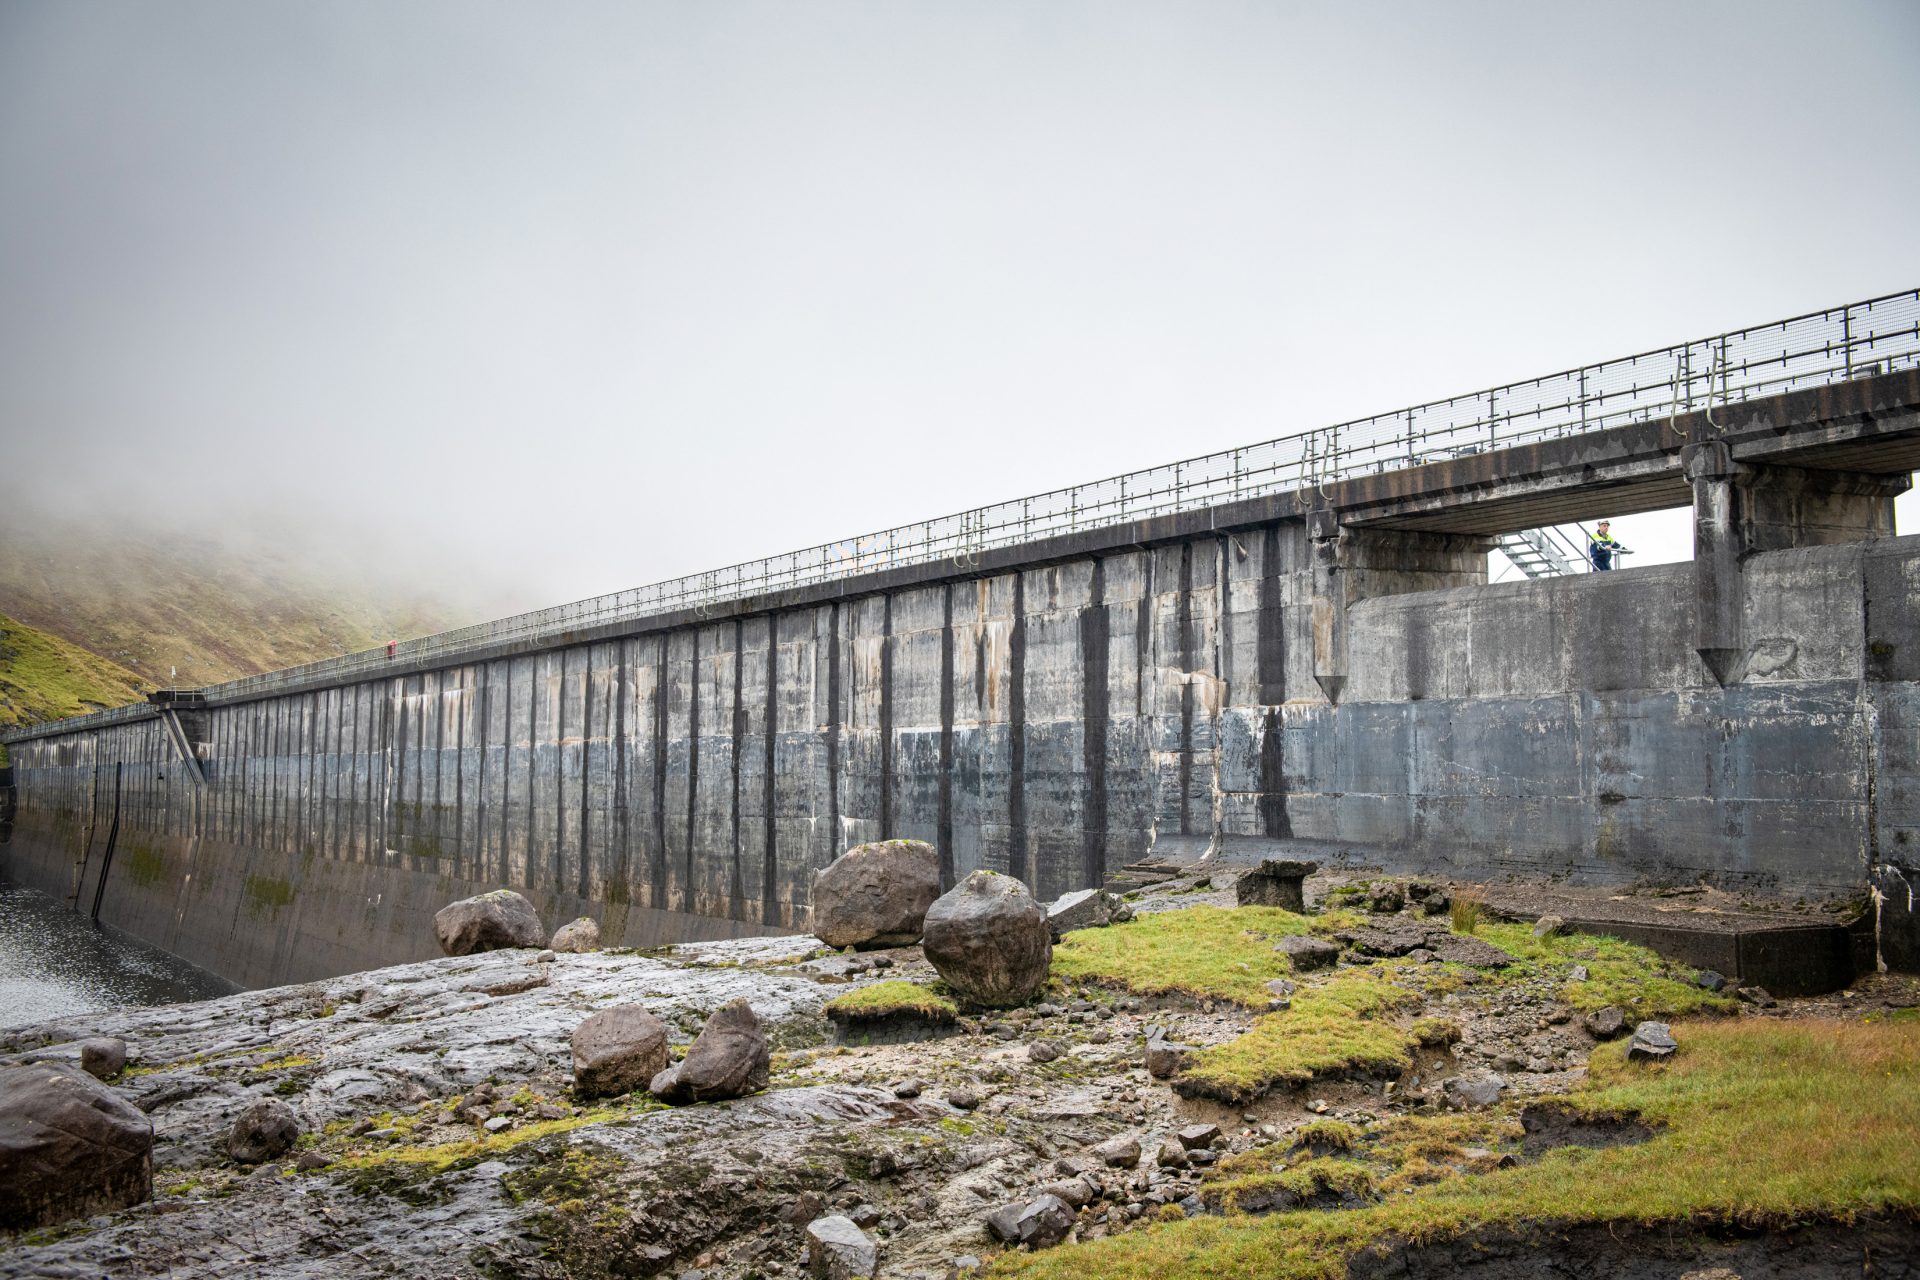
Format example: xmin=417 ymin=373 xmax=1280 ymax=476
xmin=5 ymin=525 xmax=1918 ymax=990
xmin=6 ymin=367 xmax=1920 ymax=989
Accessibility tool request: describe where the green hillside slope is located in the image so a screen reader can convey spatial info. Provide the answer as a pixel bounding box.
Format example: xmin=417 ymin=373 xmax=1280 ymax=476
xmin=0 ymin=510 xmax=466 ymax=690
xmin=0 ymin=612 xmax=150 ymax=730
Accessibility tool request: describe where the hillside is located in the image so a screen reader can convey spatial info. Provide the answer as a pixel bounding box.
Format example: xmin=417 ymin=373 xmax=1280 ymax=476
xmin=0 ymin=507 xmax=472 ymax=730
xmin=0 ymin=613 xmax=150 ymax=729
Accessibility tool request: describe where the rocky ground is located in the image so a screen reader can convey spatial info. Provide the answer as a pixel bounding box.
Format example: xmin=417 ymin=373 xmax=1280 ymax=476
xmin=2 ymin=868 xmax=1916 ymax=1280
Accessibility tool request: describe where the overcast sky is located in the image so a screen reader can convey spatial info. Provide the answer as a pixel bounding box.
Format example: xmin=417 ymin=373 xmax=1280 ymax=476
xmin=2 ymin=0 xmax=1917 ymax=619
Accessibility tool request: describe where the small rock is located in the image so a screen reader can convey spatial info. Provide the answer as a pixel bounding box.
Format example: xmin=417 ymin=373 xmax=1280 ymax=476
xmin=1090 ymin=1028 xmax=1112 ymax=1044
xmin=947 ymin=1088 xmax=981 ymax=1111
xmin=227 ymin=1097 xmax=300 ymax=1164
xmin=871 ymin=955 xmax=894 ymax=970
xmin=550 ymin=917 xmax=602 ymax=953
xmin=1275 ymin=935 xmax=1340 ymax=971
xmin=483 ymin=1115 xmax=513 ymax=1133
xmin=1364 ymin=882 xmax=1406 ymax=913
xmin=985 ymin=1194 xmax=1073 ymax=1249
xmin=1627 ymin=1021 xmax=1677 ymax=1062
xmin=1046 ymin=887 xmax=1120 ymax=938
xmin=1265 ymin=979 xmax=1296 ymax=998
xmin=531 ymin=949 xmax=556 ymax=963
xmin=890 ymin=1078 xmax=923 ymax=1099
xmin=1584 ymin=1006 xmax=1629 ymax=1040
xmin=433 ymin=889 xmax=547 ymax=955
xmin=1093 ymin=1134 xmax=1141 ymax=1168
xmin=1144 ymin=1035 xmax=1190 ymax=1080
xmin=1234 ymin=859 xmax=1318 ymax=911
xmin=783 ymin=1191 xmax=828 ymax=1223
xmin=531 ymin=1103 xmax=568 ymax=1120
xmin=805 ymin=1214 xmax=879 ymax=1279
xmin=1696 ymin=970 xmax=1728 ymax=993
xmin=1156 ymin=1136 xmax=1188 ymax=1168
xmin=1461 ymin=1147 xmax=1517 ymax=1169
xmin=295 ymin=1151 xmax=329 ymax=1171
xmin=848 ymin=1203 xmax=883 ymax=1228
xmin=1569 ymin=964 xmax=1590 ymax=982
xmin=1028 ymin=1040 xmax=1063 ymax=1064
xmin=1444 ymin=1072 xmax=1507 ymax=1109
xmin=1307 ymin=1099 xmax=1329 ymax=1114
xmin=1187 ymin=1147 xmax=1218 ymax=1167
xmin=77 ymin=1038 xmax=127 ymax=1082
xmin=1531 ymin=914 xmax=1566 ymax=940
xmin=1176 ymin=1123 xmax=1220 ymax=1150
xmin=948 ymin=1256 xmax=982 ymax=1278
xmin=1040 ymin=1177 xmax=1093 ymax=1209
xmin=1736 ymin=986 xmax=1777 ymax=1008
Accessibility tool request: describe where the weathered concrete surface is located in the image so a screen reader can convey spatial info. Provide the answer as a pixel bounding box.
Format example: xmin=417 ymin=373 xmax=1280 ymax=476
xmin=3 ymin=374 xmax=1917 ymax=986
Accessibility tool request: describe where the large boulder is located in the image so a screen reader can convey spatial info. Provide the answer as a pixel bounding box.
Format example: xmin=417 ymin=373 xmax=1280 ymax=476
xmin=433 ymin=889 xmax=548 ymax=956
xmin=571 ymin=1004 xmax=670 ymax=1098
xmin=810 ymin=840 xmax=942 ymax=950
xmin=920 ymin=870 xmax=1051 ymax=1008
xmin=649 ymin=999 xmax=770 ymax=1105
xmin=226 ymin=1097 xmax=300 ymax=1164
xmin=0 ymin=1063 xmax=153 ymax=1230
xmin=550 ymin=917 xmax=602 ymax=953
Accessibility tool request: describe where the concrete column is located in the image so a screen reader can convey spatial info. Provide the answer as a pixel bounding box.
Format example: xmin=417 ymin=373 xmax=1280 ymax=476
xmin=1308 ymin=509 xmax=1348 ymax=705
xmin=1687 ymin=445 xmax=1909 ymax=686
xmin=1685 ymin=439 xmax=1744 ymax=687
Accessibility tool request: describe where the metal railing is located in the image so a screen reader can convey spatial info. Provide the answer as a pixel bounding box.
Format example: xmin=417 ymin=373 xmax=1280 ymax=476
xmin=26 ymin=287 xmax=1920 ymax=723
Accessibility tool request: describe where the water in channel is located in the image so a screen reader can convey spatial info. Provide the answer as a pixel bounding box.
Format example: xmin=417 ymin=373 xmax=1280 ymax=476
xmin=0 ymin=879 xmax=237 ymax=1029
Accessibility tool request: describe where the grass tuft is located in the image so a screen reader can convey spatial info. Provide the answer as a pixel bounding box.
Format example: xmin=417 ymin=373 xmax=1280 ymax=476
xmin=1050 ymin=905 xmax=1360 ymax=1007
xmin=821 ymin=980 xmax=959 ymax=1023
xmin=1473 ymin=924 xmax=1737 ymax=1018
xmin=1173 ymin=972 xmax=1420 ymax=1103
xmin=991 ymin=1018 xmax=1920 ymax=1280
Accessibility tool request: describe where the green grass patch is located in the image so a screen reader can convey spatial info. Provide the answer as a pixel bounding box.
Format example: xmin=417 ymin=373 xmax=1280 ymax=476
xmin=821 ymin=979 xmax=959 ymax=1022
xmin=993 ymin=1017 xmax=1920 ymax=1279
xmin=0 ymin=612 xmax=149 ymax=730
xmin=325 ymin=1098 xmax=664 ymax=1176
xmin=1051 ymin=905 xmax=1359 ymax=1007
xmin=1174 ymin=972 xmax=1421 ymax=1103
xmin=1474 ymin=924 xmax=1737 ymax=1018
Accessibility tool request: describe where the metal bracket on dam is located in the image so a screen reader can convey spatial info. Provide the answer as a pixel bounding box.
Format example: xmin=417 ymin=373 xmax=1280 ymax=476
xmin=6 ymin=289 xmax=1920 ymax=989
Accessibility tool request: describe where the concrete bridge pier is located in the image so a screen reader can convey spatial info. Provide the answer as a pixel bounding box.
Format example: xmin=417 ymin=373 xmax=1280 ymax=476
xmin=1309 ymin=508 xmax=1493 ymax=704
xmin=1687 ymin=439 xmax=1910 ymax=685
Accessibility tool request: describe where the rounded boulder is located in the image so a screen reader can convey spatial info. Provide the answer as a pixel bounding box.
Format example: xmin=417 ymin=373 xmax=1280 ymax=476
xmin=227 ymin=1097 xmax=301 ymax=1164
xmin=571 ymin=1004 xmax=669 ymax=1098
xmin=0 ymin=1062 xmax=153 ymax=1230
xmin=920 ymin=870 xmax=1051 ymax=1008
xmin=809 ymin=839 xmax=941 ymax=950
xmin=551 ymin=917 xmax=602 ymax=953
xmin=433 ymin=889 xmax=548 ymax=956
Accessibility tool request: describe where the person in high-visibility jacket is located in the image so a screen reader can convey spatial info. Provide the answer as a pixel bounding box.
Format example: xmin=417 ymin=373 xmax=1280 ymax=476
xmin=1587 ymin=521 xmax=1631 ymax=571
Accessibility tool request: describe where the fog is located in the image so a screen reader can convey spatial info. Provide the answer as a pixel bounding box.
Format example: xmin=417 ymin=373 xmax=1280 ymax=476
xmin=2 ymin=1 xmax=1917 ymax=624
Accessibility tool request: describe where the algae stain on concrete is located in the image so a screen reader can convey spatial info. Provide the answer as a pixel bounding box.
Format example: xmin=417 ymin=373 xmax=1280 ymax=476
xmin=245 ymin=875 xmax=296 ymax=918
xmin=126 ymin=842 xmax=169 ymax=888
